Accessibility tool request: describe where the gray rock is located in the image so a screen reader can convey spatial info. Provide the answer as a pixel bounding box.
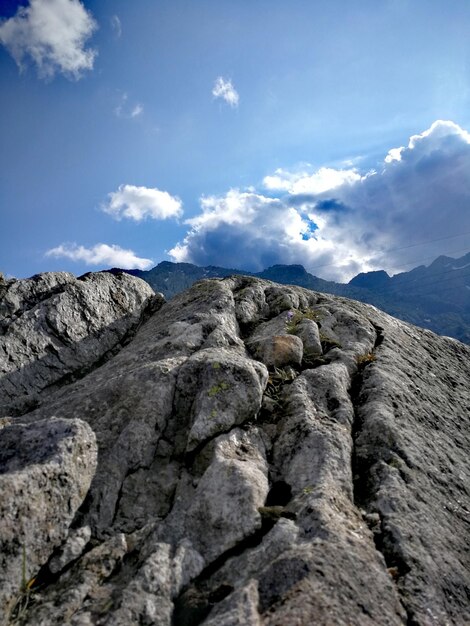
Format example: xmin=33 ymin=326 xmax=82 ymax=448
xmin=246 ymin=312 xmax=304 ymax=368
xmin=2 ymin=273 xmax=470 ymax=625
xmin=353 ymin=319 xmax=470 ymax=624
xmin=0 ymin=417 xmax=97 ymax=620
xmin=170 ymin=427 xmax=269 ymax=561
xmin=201 ymin=579 xmax=261 ymax=626
xmin=294 ymin=317 xmax=322 ymax=358
xmin=0 ymin=271 xmax=158 ymax=417
xmin=175 ymin=348 xmax=268 ymax=452
xmin=48 ymin=526 xmax=92 ymax=574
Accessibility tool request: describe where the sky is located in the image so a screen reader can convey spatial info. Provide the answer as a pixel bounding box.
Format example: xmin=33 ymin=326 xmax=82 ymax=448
xmin=1 ymin=0 xmax=470 ymax=282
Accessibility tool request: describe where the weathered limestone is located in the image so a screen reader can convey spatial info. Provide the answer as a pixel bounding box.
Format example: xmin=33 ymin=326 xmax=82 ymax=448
xmin=0 ymin=417 xmax=97 ymax=620
xmin=0 ymin=271 xmax=158 ymax=417
xmin=1 ymin=272 xmax=469 ymax=625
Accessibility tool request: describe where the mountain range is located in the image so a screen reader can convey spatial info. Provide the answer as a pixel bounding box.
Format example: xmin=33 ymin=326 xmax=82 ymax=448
xmin=109 ymin=251 xmax=470 ymax=344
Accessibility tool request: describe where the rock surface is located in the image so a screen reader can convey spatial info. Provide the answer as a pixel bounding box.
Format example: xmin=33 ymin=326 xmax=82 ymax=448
xmin=0 ymin=417 xmax=97 ymax=620
xmin=1 ymin=272 xmax=470 ymax=625
xmin=0 ymin=271 xmax=159 ymax=417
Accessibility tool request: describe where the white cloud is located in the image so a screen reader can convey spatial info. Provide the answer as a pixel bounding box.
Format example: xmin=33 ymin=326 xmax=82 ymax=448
xmin=384 ymin=147 xmax=403 ymax=164
xmin=169 ymin=120 xmax=470 ymax=281
xmin=384 ymin=120 xmax=470 ymax=164
xmin=114 ymin=93 xmax=144 ymax=119
xmin=131 ymin=104 xmax=143 ymax=118
xmin=263 ymin=167 xmax=363 ymax=194
xmin=110 ymin=14 xmax=121 ymax=38
xmin=169 ymin=189 xmax=365 ymax=280
xmin=46 ymin=243 xmax=153 ymax=269
xmin=102 ymin=184 xmax=183 ymax=222
xmin=0 ymin=0 xmax=97 ymax=80
xmin=212 ymin=76 xmax=239 ymax=107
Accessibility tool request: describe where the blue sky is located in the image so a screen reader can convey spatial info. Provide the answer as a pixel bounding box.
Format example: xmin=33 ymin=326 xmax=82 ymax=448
xmin=1 ymin=0 xmax=470 ymax=281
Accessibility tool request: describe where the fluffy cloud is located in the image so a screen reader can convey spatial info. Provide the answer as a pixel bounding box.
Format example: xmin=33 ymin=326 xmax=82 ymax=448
xmin=385 ymin=120 xmax=470 ymax=163
xmin=102 ymin=184 xmax=183 ymax=221
xmin=0 ymin=0 xmax=97 ymax=80
xmin=46 ymin=243 xmax=152 ymax=269
xmin=170 ymin=120 xmax=470 ymax=281
xmin=212 ymin=77 xmax=239 ymax=107
xmin=169 ymin=189 xmax=364 ymax=278
xmin=263 ymin=167 xmax=363 ymax=195
xmin=317 ymin=119 xmax=470 ymax=274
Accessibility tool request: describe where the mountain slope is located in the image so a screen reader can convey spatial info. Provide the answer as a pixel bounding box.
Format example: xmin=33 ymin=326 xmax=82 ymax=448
xmin=1 ymin=273 xmax=470 ymax=624
xmin=349 ymin=252 xmax=470 ymax=342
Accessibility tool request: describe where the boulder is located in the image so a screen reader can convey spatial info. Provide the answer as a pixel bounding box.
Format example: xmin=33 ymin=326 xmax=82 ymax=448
xmin=247 ymin=312 xmax=304 ymax=367
xmin=0 ymin=417 xmax=97 ymax=620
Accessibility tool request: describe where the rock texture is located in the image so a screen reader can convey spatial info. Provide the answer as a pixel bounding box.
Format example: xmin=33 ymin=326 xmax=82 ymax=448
xmin=0 ymin=271 xmax=159 ymax=417
xmin=0 ymin=417 xmax=97 ymax=620
xmin=1 ymin=272 xmax=470 ymax=625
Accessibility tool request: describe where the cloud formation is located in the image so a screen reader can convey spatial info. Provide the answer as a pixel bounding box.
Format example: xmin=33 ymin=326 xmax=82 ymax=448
xmin=170 ymin=120 xmax=470 ymax=281
xmin=110 ymin=15 xmax=121 ymax=39
xmin=212 ymin=77 xmax=239 ymax=107
xmin=263 ymin=167 xmax=363 ymax=195
xmin=46 ymin=243 xmax=152 ymax=269
xmin=114 ymin=93 xmax=144 ymax=119
xmin=102 ymin=184 xmax=183 ymax=221
xmin=130 ymin=104 xmax=143 ymax=118
xmin=169 ymin=189 xmax=357 ymax=277
xmin=0 ymin=0 xmax=97 ymax=80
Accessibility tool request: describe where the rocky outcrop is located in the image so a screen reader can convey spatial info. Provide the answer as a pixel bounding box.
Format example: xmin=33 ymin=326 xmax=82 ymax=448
xmin=1 ymin=273 xmax=470 ymax=625
xmin=0 ymin=271 xmax=159 ymax=417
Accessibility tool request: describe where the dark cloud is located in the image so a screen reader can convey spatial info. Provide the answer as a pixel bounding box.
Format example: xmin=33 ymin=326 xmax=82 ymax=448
xmin=170 ymin=121 xmax=470 ymax=280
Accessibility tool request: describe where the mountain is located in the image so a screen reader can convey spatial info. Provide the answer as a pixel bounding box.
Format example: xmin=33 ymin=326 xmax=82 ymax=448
xmin=348 ymin=252 xmax=470 ymax=343
xmin=1 ymin=271 xmax=470 ymax=624
xmin=108 ymin=251 xmax=470 ymax=343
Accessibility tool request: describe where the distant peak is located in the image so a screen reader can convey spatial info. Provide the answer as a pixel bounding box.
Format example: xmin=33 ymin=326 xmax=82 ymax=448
xmin=429 ymin=255 xmax=454 ymax=267
xmin=349 ymin=270 xmax=391 ymax=289
xmin=263 ymin=264 xmax=308 ymax=275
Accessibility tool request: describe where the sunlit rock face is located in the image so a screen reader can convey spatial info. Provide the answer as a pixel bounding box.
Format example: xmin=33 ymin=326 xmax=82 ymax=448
xmin=1 ymin=272 xmax=470 ymax=625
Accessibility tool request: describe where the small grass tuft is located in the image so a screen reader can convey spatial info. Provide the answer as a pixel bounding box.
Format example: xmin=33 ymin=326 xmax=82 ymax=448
xmin=9 ymin=546 xmax=37 ymax=623
xmin=356 ymin=352 xmax=376 ymax=367
xmin=286 ymin=308 xmax=323 ymax=334
xmin=319 ymin=332 xmax=342 ymax=352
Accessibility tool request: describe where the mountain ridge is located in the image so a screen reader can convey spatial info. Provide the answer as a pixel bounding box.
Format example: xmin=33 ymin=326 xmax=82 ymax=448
xmin=107 ymin=250 xmax=470 ymax=343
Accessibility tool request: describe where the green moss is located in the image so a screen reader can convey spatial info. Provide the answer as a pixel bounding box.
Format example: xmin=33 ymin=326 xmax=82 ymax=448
xmin=303 ymin=308 xmax=323 ymax=322
xmin=387 ymin=456 xmax=402 ymax=470
xmin=208 ymin=381 xmax=230 ymax=397
xmin=258 ymin=506 xmax=297 ymax=522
